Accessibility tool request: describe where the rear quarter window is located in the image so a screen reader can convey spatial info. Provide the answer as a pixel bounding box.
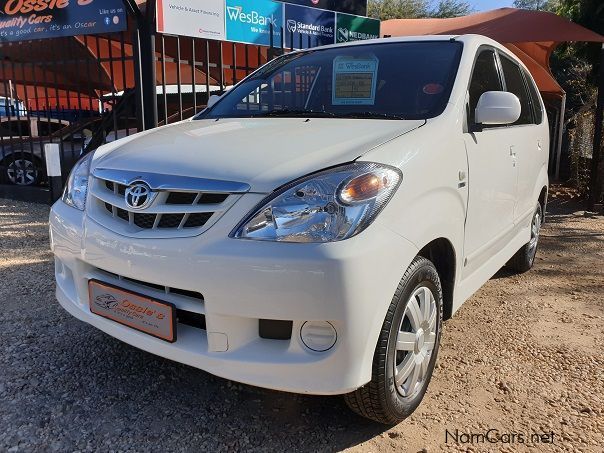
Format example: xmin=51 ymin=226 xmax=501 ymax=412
xmin=523 ymin=69 xmax=543 ymax=124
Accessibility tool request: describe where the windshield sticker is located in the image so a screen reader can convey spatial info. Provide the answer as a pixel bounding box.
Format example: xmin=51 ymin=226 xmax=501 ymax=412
xmin=332 ymin=55 xmax=379 ymax=106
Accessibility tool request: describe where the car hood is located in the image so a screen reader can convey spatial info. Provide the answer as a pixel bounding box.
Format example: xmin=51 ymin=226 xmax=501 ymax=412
xmin=94 ymin=118 xmax=424 ymax=193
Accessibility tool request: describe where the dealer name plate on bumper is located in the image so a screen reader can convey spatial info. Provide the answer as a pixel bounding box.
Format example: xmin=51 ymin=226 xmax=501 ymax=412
xmin=88 ymin=280 xmax=176 ymax=342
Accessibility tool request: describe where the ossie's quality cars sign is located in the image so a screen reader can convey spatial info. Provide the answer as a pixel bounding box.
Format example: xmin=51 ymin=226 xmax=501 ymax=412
xmin=0 ymin=0 xmax=127 ymax=42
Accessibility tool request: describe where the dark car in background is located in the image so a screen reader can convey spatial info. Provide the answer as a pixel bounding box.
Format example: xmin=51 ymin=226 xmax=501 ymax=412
xmin=0 ymin=117 xmax=137 ymax=186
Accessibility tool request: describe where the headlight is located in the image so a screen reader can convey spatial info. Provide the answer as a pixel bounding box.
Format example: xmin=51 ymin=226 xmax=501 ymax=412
xmin=62 ymin=152 xmax=93 ymax=211
xmin=232 ymin=163 xmax=402 ymax=243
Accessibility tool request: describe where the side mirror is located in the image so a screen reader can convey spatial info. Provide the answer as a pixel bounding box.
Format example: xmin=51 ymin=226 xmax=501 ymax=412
xmin=475 ymin=91 xmax=521 ymax=126
xmin=207 ymin=94 xmax=221 ymax=109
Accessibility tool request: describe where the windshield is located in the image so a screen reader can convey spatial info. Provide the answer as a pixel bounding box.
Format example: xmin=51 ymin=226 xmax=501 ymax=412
xmin=197 ymin=41 xmax=462 ymax=121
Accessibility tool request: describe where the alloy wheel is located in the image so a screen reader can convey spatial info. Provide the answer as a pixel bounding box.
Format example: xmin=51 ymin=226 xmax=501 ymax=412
xmin=528 ymin=210 xmax=542 ymax=258
xmin=7 ymin=159 xmax=38 ymax=186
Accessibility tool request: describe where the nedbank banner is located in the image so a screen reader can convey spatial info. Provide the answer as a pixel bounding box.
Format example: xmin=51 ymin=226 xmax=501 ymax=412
xmin=336 ymin=13 xmax=380 ymax=43
xmin=0 ymin=0 xmax=127 ymax=42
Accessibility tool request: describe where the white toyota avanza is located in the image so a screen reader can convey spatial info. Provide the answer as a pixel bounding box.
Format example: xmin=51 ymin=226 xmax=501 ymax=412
xmin=50 ymin=35 xmax=549 ymax=424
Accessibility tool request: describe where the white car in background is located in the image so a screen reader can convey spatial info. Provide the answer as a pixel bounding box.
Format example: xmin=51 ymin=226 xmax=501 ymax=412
xmin=50 ymin=35 xmax=549 ymax=424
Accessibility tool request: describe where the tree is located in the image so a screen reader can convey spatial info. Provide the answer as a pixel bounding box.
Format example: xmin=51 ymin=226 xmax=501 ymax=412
xmin=550 ymin=0 xmax=604 ymax=208
xmin=368 ymin=0 xmax=474 ymax=19
xmin=430 ymin=0 xmax=473 ymax=18
xmin=512 ymin=0 xmax=556 ymax=10
xmin=367 ymin=0 xmax=430 ymax=20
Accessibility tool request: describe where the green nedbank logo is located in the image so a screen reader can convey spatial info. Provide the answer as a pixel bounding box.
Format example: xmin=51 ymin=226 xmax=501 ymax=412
xmin=337 ymin=27 xmax=379 ymax=42
xmin=226 ymin=5 xmax=278 ymax=27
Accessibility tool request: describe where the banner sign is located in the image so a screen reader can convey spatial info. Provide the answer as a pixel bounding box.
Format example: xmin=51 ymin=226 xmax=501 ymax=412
xmin=274 ymin=0 xmax=367 ymax=16
xmin=156 ymin=0 xmax=378 ymax=48
xmin=284 ymin=3 xmax=334 ymax=48
xmin=336 ymin=13 xmax=380 ymax=43
xmin=0 ymin=0 xmax=127 ymax=42
xmin=157 ymin=0 xmax=225 ymax=41
xmin=225 ymin=0 xmax=283 ymax=46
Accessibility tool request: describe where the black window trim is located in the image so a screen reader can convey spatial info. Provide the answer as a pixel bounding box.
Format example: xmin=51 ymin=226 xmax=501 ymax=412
xmin=465 ymin=44 xmax=505 ymax=133
xmin=520 ymin=66 xmax=544 ymax=125
xmin=496 ymin=50 xmax=539 ymax=128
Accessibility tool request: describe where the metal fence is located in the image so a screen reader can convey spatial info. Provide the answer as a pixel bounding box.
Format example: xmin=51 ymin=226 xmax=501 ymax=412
xmin=0 ymin=2 xmax=312 ymax=203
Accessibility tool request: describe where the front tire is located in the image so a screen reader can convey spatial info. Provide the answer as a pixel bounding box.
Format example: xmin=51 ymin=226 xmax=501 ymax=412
xmin=507 ymin=202 xmax=542 ymax=273
xmin=3 ymin=155 xmax=42 ymax=186
xmin=344 ymin=256 xmax=443 ymax=425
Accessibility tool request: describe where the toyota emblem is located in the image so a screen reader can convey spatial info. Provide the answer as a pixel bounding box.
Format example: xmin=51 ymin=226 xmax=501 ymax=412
xmin=125 ymin=182 xmax=153 ymax=209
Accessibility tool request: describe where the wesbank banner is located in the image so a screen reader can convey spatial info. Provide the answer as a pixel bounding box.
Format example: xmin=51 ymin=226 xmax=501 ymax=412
xmin=0 ymin=0 xmax=126 ymax=42
xmin=225 ymin=0 xmax=283 ymax=46
xmin=157 ymin=0 xmax=225 ymax=41
xmin=284 ymin=3 xmax=334 ymax=48
xmin=335 ymin=13 xmax=380 ymax=43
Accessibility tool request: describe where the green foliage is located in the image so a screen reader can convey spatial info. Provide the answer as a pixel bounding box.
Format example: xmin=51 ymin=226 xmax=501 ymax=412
xmin=367 ymin=0 xmax=473 ymax=20
xmin=367 ymin=0 xmax=430 ymax=20
xmin=430 ymin=0 xmax=473 ymax=18
xmin=512 ymin=0 xmax=558 ymax=11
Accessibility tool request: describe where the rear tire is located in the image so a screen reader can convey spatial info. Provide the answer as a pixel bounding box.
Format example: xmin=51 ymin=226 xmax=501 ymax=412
xmin=344 ymin=256 xmax=443 ymax=425
xmin=507 ymin=202 xmax=542 ymax=273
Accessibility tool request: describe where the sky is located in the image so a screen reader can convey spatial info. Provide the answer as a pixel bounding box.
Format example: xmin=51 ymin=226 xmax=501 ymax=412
xmin=467 ymin=0 xmax=514 ymax=12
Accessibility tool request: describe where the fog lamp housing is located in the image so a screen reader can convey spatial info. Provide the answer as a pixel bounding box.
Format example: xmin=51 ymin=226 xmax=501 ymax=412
xmin=300 ymin=321 xmax=337 ymax=352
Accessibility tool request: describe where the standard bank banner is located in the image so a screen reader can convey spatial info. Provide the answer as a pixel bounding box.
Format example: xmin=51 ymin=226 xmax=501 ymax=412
xmin=284 ymin=3 xmax=334 ymax=48
xmin=0 ymin=0 xmax=127 ymax=42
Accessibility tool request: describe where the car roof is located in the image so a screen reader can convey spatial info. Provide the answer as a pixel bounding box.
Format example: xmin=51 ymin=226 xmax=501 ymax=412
xmin=291 ymin=34 xmax=504 ymax=53
xmin=0 ymin=116 xmax=68 ymax=123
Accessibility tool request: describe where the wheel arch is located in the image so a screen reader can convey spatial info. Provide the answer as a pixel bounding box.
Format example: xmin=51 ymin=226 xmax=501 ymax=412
xmin=538 ymin=185 xmax=548 ymax=220
xmin=417 ymin=238 xmax=457 ymax=320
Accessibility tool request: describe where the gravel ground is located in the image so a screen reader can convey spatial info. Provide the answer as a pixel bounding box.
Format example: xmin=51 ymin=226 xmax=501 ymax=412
xmin=0 ymin=195 xmax=602 ymax=452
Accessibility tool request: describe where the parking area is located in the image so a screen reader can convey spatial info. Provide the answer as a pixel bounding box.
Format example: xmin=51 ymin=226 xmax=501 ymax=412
xmin=0 ymin=195 xmax=602 ymax=452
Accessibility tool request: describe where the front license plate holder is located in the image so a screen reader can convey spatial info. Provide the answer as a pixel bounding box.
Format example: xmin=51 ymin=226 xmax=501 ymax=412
xmin=88 ymin=279 xmax=176 ymax=343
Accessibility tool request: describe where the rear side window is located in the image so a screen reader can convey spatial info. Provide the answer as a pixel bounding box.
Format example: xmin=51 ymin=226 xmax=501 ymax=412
xmin=37 ymin=120 xmax=67 ymax=136
xmin=468 ymin=50 xmax=503 ymax=125
xmin=500 ymin=55 xmax=532 ymax=125
xmin=0 ymin=119 xmax=31 ymax=137
xmin=523 ymin=69 xmax=543 ymax=124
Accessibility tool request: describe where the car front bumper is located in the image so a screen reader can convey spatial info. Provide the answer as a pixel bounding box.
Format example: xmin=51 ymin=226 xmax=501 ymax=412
xmin=50 ymin=199 xmax=418 ymax=395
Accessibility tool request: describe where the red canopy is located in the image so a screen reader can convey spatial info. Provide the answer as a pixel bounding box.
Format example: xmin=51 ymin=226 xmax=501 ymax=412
xmin=381 ymin=7 xmax=604 ymax=95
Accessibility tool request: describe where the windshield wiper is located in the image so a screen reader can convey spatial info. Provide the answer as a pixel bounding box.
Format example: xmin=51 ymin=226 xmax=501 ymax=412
xmin=255 ymin=109 xmax=337 ymax=118
xmin=340 ymin=112 xmax=407 ymax=120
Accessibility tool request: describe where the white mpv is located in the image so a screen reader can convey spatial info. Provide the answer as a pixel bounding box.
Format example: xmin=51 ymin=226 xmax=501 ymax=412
xmin=50 ymin=35 xmax=549 ymax=424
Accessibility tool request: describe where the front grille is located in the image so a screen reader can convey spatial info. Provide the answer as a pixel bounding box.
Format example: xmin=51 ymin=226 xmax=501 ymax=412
xmin=133 ymin=212 xmax=156 ymax=229
xmin=91 ymin=173 xmax=243 ymax=237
